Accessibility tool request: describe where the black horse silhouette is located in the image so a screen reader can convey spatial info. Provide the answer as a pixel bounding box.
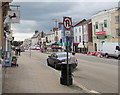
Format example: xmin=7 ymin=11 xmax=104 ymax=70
xmin=9 ymin=13 xmax=17 ymax=19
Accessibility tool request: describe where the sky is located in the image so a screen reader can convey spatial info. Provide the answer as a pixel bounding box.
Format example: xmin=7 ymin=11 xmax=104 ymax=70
xmin=10 ymin=1 xmax=119 ymax=41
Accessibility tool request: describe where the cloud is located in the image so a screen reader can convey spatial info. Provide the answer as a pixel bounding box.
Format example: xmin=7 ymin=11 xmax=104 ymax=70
xmin=12 ymin=20 xmax=38 ymax=33
xmin=11 ymin=20 xmax=38 ymax=40
xmin=13 ymin=32 xmax=33 ymax=41
xmin=11 ymin=2 xmax=118 ymax=41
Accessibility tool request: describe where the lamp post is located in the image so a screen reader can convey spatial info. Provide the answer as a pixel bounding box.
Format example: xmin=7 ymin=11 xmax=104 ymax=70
xmin=52 ymin=19 xmax=58 ymax=28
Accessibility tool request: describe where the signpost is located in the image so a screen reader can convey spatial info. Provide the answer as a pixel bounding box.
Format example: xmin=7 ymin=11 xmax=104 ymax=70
xmin=62 ymin=17 xmax=72 ymax=86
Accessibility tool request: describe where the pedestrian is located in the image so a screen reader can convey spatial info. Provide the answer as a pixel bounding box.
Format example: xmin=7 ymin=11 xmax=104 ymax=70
xmin=69 ymin=52 xmax=78 ymax=72
xmin=18 ymin=47 xmax=21 ymax=56
xmin=15 ymin=47 xmax=18 ymax=55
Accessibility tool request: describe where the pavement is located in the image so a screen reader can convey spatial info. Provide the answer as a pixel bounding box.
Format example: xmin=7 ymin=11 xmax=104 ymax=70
xmin=2 ymin=51 xmax=85 ymax=93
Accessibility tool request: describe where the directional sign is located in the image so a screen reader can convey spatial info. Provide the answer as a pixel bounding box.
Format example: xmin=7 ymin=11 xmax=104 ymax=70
xmin=63 ymin=17 xmax=72 ymax=30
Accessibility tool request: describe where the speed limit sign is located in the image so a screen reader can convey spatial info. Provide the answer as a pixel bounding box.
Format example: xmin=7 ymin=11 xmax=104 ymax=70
xmin=63 ymin=17 xmax=72 ymax=30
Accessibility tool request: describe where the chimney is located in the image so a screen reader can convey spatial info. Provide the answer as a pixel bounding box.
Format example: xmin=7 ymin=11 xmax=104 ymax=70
xmin=35 ymin=30 xmax=38 ymax=34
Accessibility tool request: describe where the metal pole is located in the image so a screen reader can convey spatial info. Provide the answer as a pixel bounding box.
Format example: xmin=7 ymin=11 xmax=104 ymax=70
xmin=66 ymin=36 xmax=69 ymax=86
xmin=29 ymin=41 xmax=31 ymax=57
xmin=30 ymin=46 xmax=31 ymax=57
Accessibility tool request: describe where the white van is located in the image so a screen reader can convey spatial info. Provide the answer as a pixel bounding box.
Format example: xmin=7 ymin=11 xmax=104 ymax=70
xmin=101 ymin=42 xmax=120 ymax=59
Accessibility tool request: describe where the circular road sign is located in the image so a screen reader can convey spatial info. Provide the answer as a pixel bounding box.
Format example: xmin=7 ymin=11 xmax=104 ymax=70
xmin=63 ymin=17 xmax=72 ymax=30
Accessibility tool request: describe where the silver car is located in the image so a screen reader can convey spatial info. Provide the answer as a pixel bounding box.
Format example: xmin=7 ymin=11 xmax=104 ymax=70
xmin=47 ymin=52 xmax=77 ymax=69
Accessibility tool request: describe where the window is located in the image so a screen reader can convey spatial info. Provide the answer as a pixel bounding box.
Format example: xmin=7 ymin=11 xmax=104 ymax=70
xmin=79 ymin=36 xmax=81 ymax=42
xmin=116 ymin=28 xmax=120 ymax=37
xmin=76 ymin=36 xmax=77 ymax=42
xmin=79 ymin=27 xmax=81 ymax=33
xmin=95 ymin=22 xmax=98 ymax=29
xmin=104 ymin=20 xmax=107 ymax=27
xmin=76 ymin=28 xmax=77 ymax=32
xmin=99 ymin=23 xmax=104 ymax=31
xmin=56 ymin=31 xmax=58 ymax=35
xmin=115 ymin=16 xmax=119 ymax=24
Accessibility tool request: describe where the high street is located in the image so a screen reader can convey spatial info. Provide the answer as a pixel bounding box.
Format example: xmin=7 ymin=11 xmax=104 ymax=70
xmin=3 ymin=50 xmax=118 ymax=93
xmin=3 ymin=50 xmax=84 ymax=93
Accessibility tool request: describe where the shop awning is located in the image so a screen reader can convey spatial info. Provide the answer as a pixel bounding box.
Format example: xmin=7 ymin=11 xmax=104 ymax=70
xmin=78 ymin=43 xmax=84 ymax=48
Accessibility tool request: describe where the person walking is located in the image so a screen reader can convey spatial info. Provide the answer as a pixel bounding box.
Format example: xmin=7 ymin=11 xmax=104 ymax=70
xmin=18 ymin=46 xmax=21 ymax=56
xmin=15 ymin=47 xmax=18 ymax=55
xmin=69 ymin=52 xmax=78 ymax=72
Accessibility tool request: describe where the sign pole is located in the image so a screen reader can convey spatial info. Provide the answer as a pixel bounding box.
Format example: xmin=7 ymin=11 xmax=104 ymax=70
xmin=66 ymin=36 xmax=69 ymax=86
xmin=63 ymin=17 xmax=72 ymax=86
xmin=60 ymin=16 xmax=72 ymax=86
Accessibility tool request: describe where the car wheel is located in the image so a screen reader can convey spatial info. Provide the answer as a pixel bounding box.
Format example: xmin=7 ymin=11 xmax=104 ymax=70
xmin=47 ymin=60 xmax=50 ymax=66
xmin=105 ymin=54 xmax=109 ymax=58
xmin=54 ymin=63 xmax=58 ymax=69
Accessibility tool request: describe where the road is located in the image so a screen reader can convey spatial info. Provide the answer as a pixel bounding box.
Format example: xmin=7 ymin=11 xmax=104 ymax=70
xmin=28 ymin=50 xmax=118 ymax=93
xmin=74 ymin=53 xmax=118 ymax=93
xmin=3 ymin=50 xmax=118 ymax=93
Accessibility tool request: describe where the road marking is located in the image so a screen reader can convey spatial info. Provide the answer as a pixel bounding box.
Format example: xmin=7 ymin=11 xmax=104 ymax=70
xmin=73 ymin=80 xmax=100 ymax=93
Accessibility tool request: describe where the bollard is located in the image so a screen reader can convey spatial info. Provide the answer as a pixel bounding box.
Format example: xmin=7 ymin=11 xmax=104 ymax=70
xmin=60 ymin=63 xmax=73 ymax=85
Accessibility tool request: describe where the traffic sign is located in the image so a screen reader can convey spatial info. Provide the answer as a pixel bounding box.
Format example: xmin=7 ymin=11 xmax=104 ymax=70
xmin=65 ymin=31 xmax=70 ymax=37
xmin=63 ymin=17 xmax=72 ymax=30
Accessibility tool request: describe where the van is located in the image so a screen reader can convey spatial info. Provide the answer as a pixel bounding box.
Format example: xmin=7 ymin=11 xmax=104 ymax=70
xmin=101 ymin=42 xmax=120 ymax=59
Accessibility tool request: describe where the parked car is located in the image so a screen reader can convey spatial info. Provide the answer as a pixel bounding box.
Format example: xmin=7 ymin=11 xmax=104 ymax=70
xmin=35 ymin=46 xmax=41 ymax=50
xmin=101 ymin=42 xmax=120 ymax=59
xmin=47 ymin=52 xmax=77 ymax=69
xmin=20 ymin=46 xmax=25 ymax=52
xmin=51 ymin=43 xmax=62 ymax=49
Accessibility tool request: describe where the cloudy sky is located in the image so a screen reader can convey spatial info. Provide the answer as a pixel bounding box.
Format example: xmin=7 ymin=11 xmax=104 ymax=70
xmin=11 ymin=1 xmax=119 ymax=41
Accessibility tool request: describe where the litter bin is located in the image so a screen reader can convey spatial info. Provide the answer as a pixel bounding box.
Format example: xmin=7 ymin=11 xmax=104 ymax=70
xmin=60 ymin=63 xmax=73 ymax=85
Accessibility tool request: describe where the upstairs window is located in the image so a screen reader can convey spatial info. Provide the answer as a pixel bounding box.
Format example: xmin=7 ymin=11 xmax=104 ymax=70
xmin=116 ymin=28 xmax=120 ymax=37
xmin=95 ymin=22 xmax=98 ymax=29
xmin=76 ymin=36 xmax=77 ymax=42
xmin=104 ymin=20 xmax=107 ymax=27
xmin=115 ymin=16 xmax=119 ymax=24
xmin=79 ymin=36 xmax=81 ymax=42
xmin=79 ymin=27 xmax=81 ymax=33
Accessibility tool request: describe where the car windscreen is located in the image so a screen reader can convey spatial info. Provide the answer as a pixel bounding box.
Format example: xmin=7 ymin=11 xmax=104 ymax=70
xmin=57 ymin=54 xmax=70 ymax=58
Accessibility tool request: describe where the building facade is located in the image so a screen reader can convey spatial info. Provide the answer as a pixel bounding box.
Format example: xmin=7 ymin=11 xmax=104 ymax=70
xmin=73 ymin=19 xmax=93 ymax=53
xmin=45 ymin=32 xmax=55 ymax=45
xmin=92 ymin=7 xmax=119 ymax=51
xmin=111 ymin=9 xmax=119 ymax=42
